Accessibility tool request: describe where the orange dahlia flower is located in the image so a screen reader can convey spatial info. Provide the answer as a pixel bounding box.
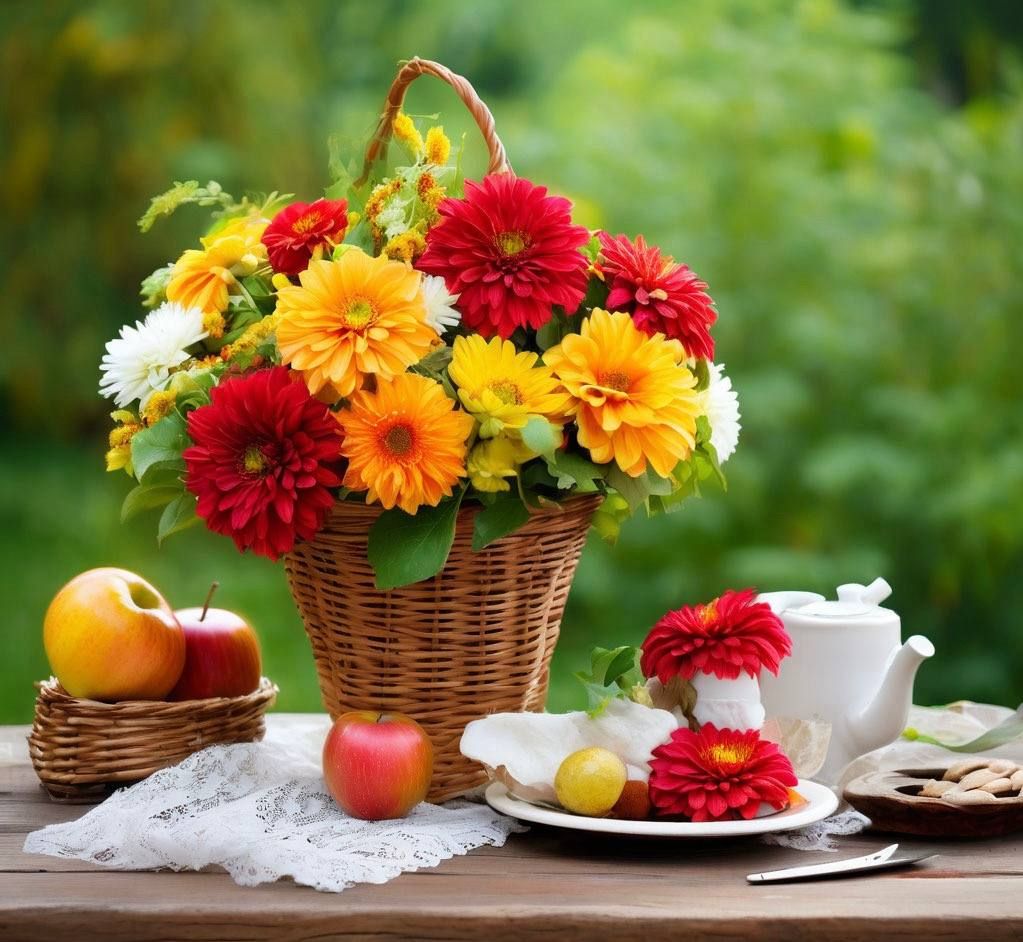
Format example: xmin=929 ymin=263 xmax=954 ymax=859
xmin=338 ymin=372 xmax=474 ymax=515
xmin=543 ymin=308 xmax=700 ymax=478
xmin=275 ymin=250 xmax=438 ymax=400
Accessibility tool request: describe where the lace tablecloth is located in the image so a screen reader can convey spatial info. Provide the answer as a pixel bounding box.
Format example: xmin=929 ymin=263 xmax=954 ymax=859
xmin=23 ymin=714 xmax=522 ymax=893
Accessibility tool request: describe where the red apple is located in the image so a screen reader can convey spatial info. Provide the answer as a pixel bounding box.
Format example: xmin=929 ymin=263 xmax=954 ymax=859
xmin=170 ymin=584 xmax=261 ymax=700
xmin=323 ymin=711 xmax=434 ymax=820
xmin=43 ymin=567 xmax=185 ymax=701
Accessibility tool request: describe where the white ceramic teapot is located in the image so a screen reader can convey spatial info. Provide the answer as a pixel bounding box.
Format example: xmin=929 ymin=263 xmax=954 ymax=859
xmin=758 ymin=578 xmax=934 ymax=784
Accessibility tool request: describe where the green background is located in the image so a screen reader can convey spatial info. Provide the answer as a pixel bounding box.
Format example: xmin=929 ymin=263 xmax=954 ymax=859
xmin=3 ymin=0 xmax=1022 ymax=723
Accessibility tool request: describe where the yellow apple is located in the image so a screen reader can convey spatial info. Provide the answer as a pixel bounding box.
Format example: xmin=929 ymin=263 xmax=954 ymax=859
xmin=43 ymin=567 xmax=185 ymax=701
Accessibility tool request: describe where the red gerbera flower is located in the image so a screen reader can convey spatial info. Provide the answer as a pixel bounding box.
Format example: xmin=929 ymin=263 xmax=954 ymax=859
xmin=598 ymin=231 xmax=717 ymax=360
xmin=417 ymin=175 xmax=590 ymax=339
xmin=262 ymin=198 xmax=349 ymax=276
xmin=184 ymin=367 xmax=343 ymax=560
xmin=640 ymin=588 xmax=791 ymax=681
xmin=649 ymin=724 xmax=797 ymax=821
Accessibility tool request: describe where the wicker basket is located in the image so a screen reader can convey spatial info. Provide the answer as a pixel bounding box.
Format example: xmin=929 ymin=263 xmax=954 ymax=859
xmin=286 ymin=496 xmax=599 ymax=802
xmin=28 ymin=677 xmax=277 ymax=801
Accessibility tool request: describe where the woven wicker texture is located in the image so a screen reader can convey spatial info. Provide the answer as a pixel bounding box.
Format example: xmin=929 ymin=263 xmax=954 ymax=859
xmin=356 ymin=57 xmax=512 ymax=187
xmin=28 ymin=677 xmax=277 ymax=801
xmin=285 ymin=496 xmax=599 ymax=802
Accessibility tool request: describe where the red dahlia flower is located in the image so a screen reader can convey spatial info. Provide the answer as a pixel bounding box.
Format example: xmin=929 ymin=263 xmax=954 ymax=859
xmin=641 ymin=588 xmax=791 ymax=681
xmin=649 ymin=724 xmax=797 ymax=821
xmin=598 ymin=231 xmax=717 ymax=360
xmin=417 ymin=175 xmax=590 ymax=339
xmin=262 ymin=198 xmax=349 ymax=275
xmin=184 ymin=367 xmax=343 ymax=560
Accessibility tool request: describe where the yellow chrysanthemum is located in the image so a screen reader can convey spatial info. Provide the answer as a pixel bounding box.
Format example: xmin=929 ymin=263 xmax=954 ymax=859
xmin=467 ymin=435 xmax=534 ymax=493
xmin=364 ymin=179 xmax=402 ymax=222
xmin=543 ymin=308 xmax=701 ymax=478
xmin=140 ymin=389 xmax=178 ymax=427
xmin=274 ymin=250 xmax=438 ymax=400
xmin=383 ymin=228 xmax=427 ymax=263
xmin=225 ymin=310 xmax=283 ymax=361
xmin=202 ymin=310 xmax=226 ymax=339
xmin=105 ymin=411 xmax=141 ymax=473
xmin=338 ymin=372 xmax=475 ymax=515
xmin=425 ymin=126 xmax=451 ymax=166
xmin=449 ymin=334 xmax=571 ymax=439
xmin=392 ymin=112 xmax=424 ymax=156
xmin=166 ymin=215 xmax=268 ymax=314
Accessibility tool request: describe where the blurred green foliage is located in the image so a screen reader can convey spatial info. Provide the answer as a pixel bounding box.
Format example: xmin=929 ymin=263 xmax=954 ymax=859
xmin=2 ymin=0 xmax=1021 ymax=723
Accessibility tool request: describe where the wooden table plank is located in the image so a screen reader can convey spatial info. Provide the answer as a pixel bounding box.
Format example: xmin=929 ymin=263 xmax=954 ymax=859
xmin=2 ymin=718 xmax=1022 ymax=942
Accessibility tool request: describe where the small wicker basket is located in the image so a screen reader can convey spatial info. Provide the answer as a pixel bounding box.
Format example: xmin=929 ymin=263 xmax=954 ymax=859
xmin=28 ymin=677 xmax=277 ymax=801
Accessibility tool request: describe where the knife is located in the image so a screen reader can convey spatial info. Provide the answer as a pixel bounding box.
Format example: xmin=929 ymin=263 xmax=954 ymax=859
xmin=747 ymin=844 xmax=937 ymax=884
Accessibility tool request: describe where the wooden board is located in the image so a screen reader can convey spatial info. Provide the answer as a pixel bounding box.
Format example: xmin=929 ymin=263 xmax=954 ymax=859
xmin=3 ymin=718 xmax=1023 ymax=942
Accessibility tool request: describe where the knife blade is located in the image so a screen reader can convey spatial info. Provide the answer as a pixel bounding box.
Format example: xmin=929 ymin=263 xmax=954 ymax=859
xmin=747 ymin=844 xmax=937 ymax=884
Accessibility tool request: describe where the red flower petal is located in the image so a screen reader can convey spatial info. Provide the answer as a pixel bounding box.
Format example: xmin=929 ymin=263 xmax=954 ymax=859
xmin=417 ymin=175 xmax=590 ymax=339
xmin=649 ymin=724 xmax=798 ymax=822
xmin=184 ymin=367 xmax=343 ymax=560
xmin=262 ymin=198 xmax=349 ymax=276
xmin=598 ymin=231 xmax=717 ymax=360
xmin=641 ymin=588 xmax=791 ymax=681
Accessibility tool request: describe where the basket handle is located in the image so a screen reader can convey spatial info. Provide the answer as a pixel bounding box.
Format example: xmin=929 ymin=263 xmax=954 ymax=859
xmin=355 ymin=57 xmax=512 ymax=187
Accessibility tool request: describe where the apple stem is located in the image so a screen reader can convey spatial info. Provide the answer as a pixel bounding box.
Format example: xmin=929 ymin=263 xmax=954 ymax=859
xmin=200 ymin=582 xmax=220 ymax=622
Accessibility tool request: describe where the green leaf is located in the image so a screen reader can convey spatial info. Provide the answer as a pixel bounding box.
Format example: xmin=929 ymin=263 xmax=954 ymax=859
xmin=575 ymin=644 xmax=643 ymax=716
xmin=138 ymin=180 xmax=235 ymax=232
xmin=592 ymin=645 xmax=641 ymax=688
xmin=605 ymin=465 xmax=672 ymax=511
xmin=120 ymin=483 xmax=181 ymax=522
xmin=157 ymin=493 xmax=199 ymax=543
xmin=520 ymin=416 xmax=560 ymax=458
xmin=545 ymin=450 xmax=606 ymax=490
xmin=903 ymin=707 xmax=1023 ymax=753
xmin=472 ymin=494 xmax=530 ymax=551
xmin=575 ymin=677 xmax=620 ymax=718
xmin=130 ymin=412 xmax=189 ymax=482
xmin=591 ymin=493 xmax=630 ymax=544
xmin=368 ymin=493 xmax=464 ymax=589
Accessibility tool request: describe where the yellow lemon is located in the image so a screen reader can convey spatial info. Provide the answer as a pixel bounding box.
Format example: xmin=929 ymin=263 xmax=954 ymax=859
xmin=554 ymin=747 xmax=628 ymax=816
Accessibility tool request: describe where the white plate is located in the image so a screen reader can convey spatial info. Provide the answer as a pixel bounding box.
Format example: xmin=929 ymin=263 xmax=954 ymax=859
xmin=485 ymin=779 xmax=838 ymax=838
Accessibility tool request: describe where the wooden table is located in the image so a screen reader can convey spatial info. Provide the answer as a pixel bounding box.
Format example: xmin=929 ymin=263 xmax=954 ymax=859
xmin=2 ymin=719 xmax=1021 ymax=941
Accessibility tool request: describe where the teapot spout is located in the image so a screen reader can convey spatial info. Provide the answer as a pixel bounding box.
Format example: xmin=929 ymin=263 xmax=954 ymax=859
xmin=851 ymin=635 xmax=935 ymax=754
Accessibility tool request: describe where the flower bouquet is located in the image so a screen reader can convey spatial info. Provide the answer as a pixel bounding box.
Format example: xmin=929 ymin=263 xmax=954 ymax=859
xmin=98 ymin=59 xmax=741 ymax=799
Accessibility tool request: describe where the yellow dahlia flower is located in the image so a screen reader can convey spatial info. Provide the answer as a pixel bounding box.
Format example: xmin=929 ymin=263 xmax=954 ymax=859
xmin=449 ymin=334 xmax=570 ymax=439
xmin=543 ymin=308 xmax=701 ymax=478
xmin=467 ymin=435 xmax=535 ymax=493
xmin=275 ymin=250 xmax=438 ymax=400
xmin=166 ymin=215 xmax=268 ymax=314
xmin=338 ymin=372 xmax=474 ymax=515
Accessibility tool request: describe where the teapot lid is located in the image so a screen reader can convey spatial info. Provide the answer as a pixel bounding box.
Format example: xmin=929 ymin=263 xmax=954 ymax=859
xmin=793 ymin=577 xmax=895 ymax=619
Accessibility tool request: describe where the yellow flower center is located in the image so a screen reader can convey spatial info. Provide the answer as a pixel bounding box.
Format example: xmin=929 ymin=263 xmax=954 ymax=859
xmin=703 ymin=741 xmax=755 ymax=769
xmin=242 ymin=445 xmax=269 ymax=475
xmin=598 ymin=370 xmax=632 ymax=393
xmin=292 ymin=211 xmax=322 ymax=234
xmin=700 ymin=600 xmax=719 ymax=625
xmin=342 ymin=297 xmax=377 ymax=329
xmin=382 ymin=422 xmax=415 ymax=458
xmin=495 ymin=231 xmax=529 ymax=256
xmin=486 ymin=379 xmax=524 ymax=406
